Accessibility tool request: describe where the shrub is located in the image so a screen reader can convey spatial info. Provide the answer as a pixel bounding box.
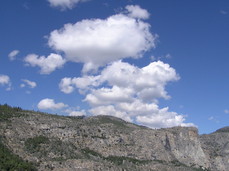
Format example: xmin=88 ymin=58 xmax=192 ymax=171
xmin=0 ymin=136 xmax=37 ymax=170
xmin=106 ymin=155 xmax=151 ymax=165
xmin=0 ymin=104 xmax=24 ymax=122
xmin=25 ymin=136 xmax=49 ymax=153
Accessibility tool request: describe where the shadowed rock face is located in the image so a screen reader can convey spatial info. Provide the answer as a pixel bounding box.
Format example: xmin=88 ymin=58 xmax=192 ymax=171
xmin=0 ymin=106 xmax=228 ymax=170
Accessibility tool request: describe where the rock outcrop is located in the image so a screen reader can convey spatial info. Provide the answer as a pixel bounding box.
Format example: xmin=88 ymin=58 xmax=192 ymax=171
xmin=0 ymin=105 xmax=228 ymax=170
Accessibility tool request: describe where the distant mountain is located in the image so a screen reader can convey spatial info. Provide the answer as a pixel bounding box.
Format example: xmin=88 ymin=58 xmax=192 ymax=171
xmin=0 ymin=104 xmax=228 ymax=171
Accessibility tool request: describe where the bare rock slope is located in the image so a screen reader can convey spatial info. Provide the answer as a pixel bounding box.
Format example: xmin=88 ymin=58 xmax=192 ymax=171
xmin=0 ymin=105 xmax=228 ymax=170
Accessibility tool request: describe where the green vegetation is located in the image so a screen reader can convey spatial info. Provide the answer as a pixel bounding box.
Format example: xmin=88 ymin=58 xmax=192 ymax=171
xmin=105 ymin=155 xmax=151 ymax=165
xmin=91 ymin=135 xmax=107 ymax=139
xmin=81 ymin=147 xmax=102 ymax=158
xmin=153 ymin=159 xmax=166 ymax=164
xmin=0 ymin=136 xmax=37 ymax=171
xmin=25 ymin=136 xmax=49 ymax=153
xmin=25 ymin=137 xmax=82 ymax=161
xmin=0 ymin=104 xmax=23 ymax=122
xmin=50 ymin=140 xmax=82 ymax=160
xmin=81 ymin=147 xmax=150 ymax=165
xmin=67 ymin=115 xmax=85 ymax=120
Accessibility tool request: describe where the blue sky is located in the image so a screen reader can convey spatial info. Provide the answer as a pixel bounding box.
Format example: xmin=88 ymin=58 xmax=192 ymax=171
xmin=1 ymin=0 xmax=229 ymax=134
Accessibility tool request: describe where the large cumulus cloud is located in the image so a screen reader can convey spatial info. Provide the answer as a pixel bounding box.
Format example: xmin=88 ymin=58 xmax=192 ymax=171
xmin=59 ymin=60 xmax=194 ymax=128
xmin=48 ymin=5 xmax=156 ymax=73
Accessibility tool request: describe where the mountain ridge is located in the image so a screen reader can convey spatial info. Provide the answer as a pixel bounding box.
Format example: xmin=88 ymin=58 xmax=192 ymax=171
xmin=0 ymin=104 xmax=228 ymax=170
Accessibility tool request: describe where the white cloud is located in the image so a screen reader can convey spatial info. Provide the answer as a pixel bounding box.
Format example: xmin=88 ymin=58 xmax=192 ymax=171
xmin=48 ymin=5 xmax=156 ymax=72
xmin=37 ymin=98 xmax=68 ymax=110
xmin=100 ymin=60 xmax=179 ymax=102
xmin=60 ymin=60 xmax=179 ymax=102
xmin=88 ymin=98 xmax=194 ymax=128
xmin=89 ymin=105 xmax=132 ymax=122
xmin=84 ymin=86 xmax=134 ymax=106
xmin=59 ymin=60 xmax=193 ymax=128
xmin=47 ymin=0 xmax=88 ymax=10
xmin=59 ymin=76 xmax=100 ymax=94
xmin=135 ymin=106 xmax=195 ymax=128
xmin=59 ymin=78 xmax=75 ymax=94
xmin=66 ymin=109 xmax=86 ymax=116
xmin=21 ymin=79 xmax=37 ymax=89
xmin=24 ymin=53 xmax=66 ymax=74
xmin=125 ymin=5 xmax=150 ymax=19
xmin=8 ymin=50 xmax=19 ymax=61
xmin=117 ymin=100 xmax=159 ymax=117
xmin=0 ymin=75 xmax=10 ymax=85
xmin=0 ymin=74 xmax=11 ymax=91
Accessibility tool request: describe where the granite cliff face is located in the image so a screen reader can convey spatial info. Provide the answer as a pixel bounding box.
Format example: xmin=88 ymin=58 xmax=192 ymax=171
xmin=0 ymin=105 xmax=228 ymax=170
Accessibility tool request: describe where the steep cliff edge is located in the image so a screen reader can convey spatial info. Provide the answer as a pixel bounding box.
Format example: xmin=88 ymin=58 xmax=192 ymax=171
xmin=0 ymin=105 xmax=228 ymax=170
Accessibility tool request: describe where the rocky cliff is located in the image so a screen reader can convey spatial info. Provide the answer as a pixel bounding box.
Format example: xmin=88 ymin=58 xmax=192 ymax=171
xmin=0 ymin=105 xmax=228 ymax=170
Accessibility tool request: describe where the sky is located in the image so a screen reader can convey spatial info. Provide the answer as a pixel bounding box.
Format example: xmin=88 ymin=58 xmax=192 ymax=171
xmin=1 ymin=0 xmax=229 ymax=134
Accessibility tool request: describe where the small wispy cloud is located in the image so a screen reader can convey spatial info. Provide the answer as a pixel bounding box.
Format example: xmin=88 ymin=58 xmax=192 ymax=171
xmin=220 ymin=10 xmax=228 ymax=15
xmin=224 ymin=109 xmax=229 ymax=114
xmin=208 ymin=116 xmax=214 ymax=120
xmin=23 ymin=3 xmax=30 ymax=10
xmin=8 ymin=50 xmax=20 ymax=61
xmin=20 ymin=79 xmax=37 ymax=89
xmin=150 ymin=55 xmax=156 ymax=61
xmin=179 ymin=105 xmax=184 ymax=109
xmin=151 ymin=53 xmax=172 ymax=61
xmin=208 ymin=116 xmax=220 ymax=123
